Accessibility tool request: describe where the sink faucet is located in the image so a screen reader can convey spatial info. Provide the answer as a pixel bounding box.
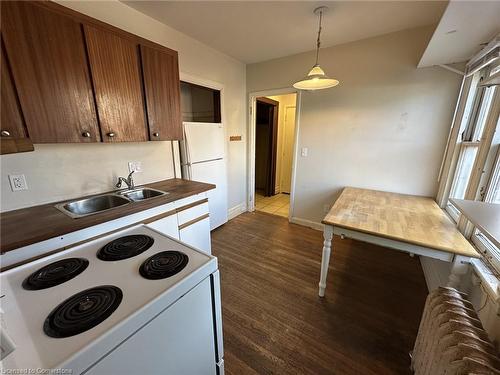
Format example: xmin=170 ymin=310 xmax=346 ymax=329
xmin=116 ymin=171 xmax=135 ymax=190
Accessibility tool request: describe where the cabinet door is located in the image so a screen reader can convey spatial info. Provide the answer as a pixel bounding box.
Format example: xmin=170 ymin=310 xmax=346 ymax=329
xmin=140 ymin=45 xmax=182 ymax=140
xmin=146 ymin=213 xmax=179 ymax=240
xmin=1 ymin=1 xmax=100 ymax=143
xmin=0 ymin=41 xmax=33 ymax=155
xmin=84 ymin=25 xmax=148 ymax=142
xmin=179 ymin=217 xmax=211 ymax=254
xmin=1 ymin=42 xmax=26 ymax=140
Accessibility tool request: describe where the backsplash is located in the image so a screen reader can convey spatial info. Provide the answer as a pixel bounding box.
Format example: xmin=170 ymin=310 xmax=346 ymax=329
xmin=0 ymin=142 xmax=176 ymax=212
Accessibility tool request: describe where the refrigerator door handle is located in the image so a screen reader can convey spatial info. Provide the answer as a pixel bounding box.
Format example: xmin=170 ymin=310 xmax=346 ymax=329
xmin=191 ymin=158 xmax=223 ymax=165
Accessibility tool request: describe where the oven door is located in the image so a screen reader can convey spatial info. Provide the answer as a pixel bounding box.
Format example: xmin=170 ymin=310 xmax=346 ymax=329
xmin=85 ymin=277 xmax=217 ymax=375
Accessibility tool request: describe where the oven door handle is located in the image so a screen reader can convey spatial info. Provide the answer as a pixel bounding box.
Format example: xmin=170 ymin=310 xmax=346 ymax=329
xmin=210 ymin=271 xmax=224 ymax=365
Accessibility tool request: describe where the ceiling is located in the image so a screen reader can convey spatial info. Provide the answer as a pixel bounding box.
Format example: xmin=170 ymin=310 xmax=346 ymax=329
xmin=123 ymin=1 xmax=447 ymax=64
xmin=419 ymin=0 xmax=500 ymax=67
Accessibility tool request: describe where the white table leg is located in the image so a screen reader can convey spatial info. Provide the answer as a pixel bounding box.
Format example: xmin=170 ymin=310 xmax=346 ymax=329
xmin=447 ymin=255 xmax=470 ymax=290
xmin=319 ymin=225 xmax=334 ymax=297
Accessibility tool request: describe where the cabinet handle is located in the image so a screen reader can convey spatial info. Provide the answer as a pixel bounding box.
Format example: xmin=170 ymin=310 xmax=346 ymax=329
xmin=81 ymin=131 xmax=91 ymax=138
xmin=153 ymin=132 xmax=159 ymax=138
xmin=107 ymin=132 xmax=116 ymax=138
xmin=1 ymin=130 xmax=11 ymax=137
xmin=178 ymin=213 xmax=210 ymax=230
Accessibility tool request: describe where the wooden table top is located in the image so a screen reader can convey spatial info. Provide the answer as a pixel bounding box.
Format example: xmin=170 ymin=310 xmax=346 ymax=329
xmin=323 ymin=187 xmax=479 ymax=258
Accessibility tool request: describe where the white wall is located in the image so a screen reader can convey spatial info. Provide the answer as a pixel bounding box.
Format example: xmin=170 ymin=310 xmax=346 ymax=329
xmin=247 ymin=26 xmax=462 ymax=225
xmin=0 ymin=0 xmax=247 ymax=213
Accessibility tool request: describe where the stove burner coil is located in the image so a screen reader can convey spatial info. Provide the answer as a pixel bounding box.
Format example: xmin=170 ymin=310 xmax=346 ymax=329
xmin=44 ymin=285 xmax=123 ymax=338
xmin=22 ymin=258 xmax=89 ymax=290
xmin=97 ymin=235 xmax=154 ymax=261
xmin=139 ymin=251 xmax=189 ymax=280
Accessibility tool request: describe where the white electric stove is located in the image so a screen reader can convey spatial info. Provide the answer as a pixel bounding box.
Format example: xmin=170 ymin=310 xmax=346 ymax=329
xmin=0 ymin=225 xmax=224 ymax=374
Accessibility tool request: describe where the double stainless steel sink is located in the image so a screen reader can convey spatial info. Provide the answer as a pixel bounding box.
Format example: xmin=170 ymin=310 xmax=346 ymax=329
xmin=55 ymin=188 xmax=167 ymax=219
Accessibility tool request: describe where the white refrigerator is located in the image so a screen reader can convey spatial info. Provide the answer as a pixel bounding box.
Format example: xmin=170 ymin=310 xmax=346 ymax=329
xmin=180 ymin=122 xmax=228 ymax=230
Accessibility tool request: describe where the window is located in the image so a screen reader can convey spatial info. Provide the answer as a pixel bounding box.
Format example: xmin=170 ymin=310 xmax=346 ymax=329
xmin=440 ymin=57 xmax=500 ymax=272
xmin=486 ymin=150 xmax=500 ymax=203
xmin=472 ymin=142 xmax=500 ymax=273
xmin=445 ymin=67 xmax=496 ymax=220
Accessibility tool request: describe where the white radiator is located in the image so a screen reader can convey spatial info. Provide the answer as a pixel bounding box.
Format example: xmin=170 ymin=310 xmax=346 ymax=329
xmin=412 ymin=287 xmax=500 ymax=375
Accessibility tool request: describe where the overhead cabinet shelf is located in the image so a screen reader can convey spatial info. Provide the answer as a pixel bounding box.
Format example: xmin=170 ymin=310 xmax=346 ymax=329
xmin=0 ymin=1 xmax=183 ymax=154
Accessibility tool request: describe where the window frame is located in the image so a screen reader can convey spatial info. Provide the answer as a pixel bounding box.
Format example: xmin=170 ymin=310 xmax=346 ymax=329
xmin=471 ymin=144 xmax=500 ymax=273
xmin=439 ymin=60 xmax=500 ymax=273
xmin=444 ymin=67 xmax=495 ymax=219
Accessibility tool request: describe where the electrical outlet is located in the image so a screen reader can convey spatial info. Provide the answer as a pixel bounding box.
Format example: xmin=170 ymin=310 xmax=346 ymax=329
xmin=128 ymin=161 xmax=142 ymax=173
xmin=9 ymin=174 xmax=28 ymax=191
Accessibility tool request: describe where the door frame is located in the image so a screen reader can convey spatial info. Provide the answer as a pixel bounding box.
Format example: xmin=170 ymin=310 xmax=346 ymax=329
xmin=248 ymin=87 xmax=302 ymax=221
xmin=255 ymin=96 xmax=279 ymax=196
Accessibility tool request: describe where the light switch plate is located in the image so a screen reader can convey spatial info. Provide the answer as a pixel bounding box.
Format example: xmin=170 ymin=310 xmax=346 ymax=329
xmin=301 ymin=147 xmax=308 ymax=157
xmin=128 ymin=161 xmax=143 ymax=173
xmin=8 ymin=174 xmax=28 ymax=191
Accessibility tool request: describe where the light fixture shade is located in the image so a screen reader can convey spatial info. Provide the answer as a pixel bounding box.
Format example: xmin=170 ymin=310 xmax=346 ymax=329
xmin=293 ymin=64 xmax=339 ymax=90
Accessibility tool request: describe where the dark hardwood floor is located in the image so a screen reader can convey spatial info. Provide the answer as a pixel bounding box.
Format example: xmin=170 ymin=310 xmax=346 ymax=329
xmin=211 ymin=212 xmax=428 ymax=375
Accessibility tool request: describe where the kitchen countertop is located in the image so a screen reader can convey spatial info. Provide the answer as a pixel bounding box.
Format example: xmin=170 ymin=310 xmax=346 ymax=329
xmin=0 ymin=178 xmax=215 ymax=254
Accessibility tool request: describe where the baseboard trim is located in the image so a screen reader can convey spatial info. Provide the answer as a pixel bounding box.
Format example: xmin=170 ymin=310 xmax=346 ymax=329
xmin=228 ymin=202 xmax=247 ymax=221
xmin=290 ymin=217 xmax=323 ymax=231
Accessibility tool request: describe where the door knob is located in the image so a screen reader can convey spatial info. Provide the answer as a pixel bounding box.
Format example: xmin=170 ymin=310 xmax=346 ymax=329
xmin=1 ymin=130 xmax=11 ymax=137
xmin=107 ymin=132 xmax=116 ymax=138
xmin=81 ymin=131 xmax=91 ymax=138
xmin=153 ymin=132 xmax=159 ymax=137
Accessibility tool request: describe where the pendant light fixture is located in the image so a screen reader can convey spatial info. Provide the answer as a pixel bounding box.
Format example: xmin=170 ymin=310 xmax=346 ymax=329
xmin=293 ymin=6 xmax=339 ymax=90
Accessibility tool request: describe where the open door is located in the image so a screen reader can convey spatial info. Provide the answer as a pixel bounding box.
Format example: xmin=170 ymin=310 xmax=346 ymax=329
xmin=255 ymin=97 xmax=279 ymax=196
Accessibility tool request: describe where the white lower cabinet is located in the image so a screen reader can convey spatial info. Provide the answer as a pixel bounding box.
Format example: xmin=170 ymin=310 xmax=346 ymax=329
xmin=147 ymin=199 xmax=211 ymax=254
xmin=180 ymin=217 xmax=211 ymax=254
xmin=177 ymin=202 xmax=209 ymax=226
xmin=146 ymin=213 xmax=179 ymax=240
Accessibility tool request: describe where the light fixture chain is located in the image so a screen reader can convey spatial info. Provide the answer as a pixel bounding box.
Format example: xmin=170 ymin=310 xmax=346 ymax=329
xmin=315 ymin=9 xmax=323 ymax=66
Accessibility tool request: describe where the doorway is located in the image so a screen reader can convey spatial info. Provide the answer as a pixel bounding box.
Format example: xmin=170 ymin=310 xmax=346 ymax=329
xmin=253 ymin=93 xmax=297 ymax=218
xmin=255 ymin=97 xmax=279 ymax=197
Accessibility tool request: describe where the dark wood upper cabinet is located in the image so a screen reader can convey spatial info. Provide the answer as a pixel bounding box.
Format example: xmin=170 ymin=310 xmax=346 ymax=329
xmin=1 ymin=41 xmax=26 ymax=140
xmin=0 ymin=40 xmax=33 ymax=155
xmin=1 ymin=1 xmax=183 ymax=149
xmin=1 ymin=1 xmax=100 ymax=143
xmin=140 ymin=45 xmax=183 ymax=140
xmin=84 ymin=25 xmax=148 ymax=143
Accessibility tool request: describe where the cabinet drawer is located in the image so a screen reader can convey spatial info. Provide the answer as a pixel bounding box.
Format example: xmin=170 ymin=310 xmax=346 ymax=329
xmin=179 ymin=217 xmax=211 ymax=254
xmin=177 ymin=200 xmax=209 ymax=226
xmin=146 ymin=213 xmax=179 ymax=240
